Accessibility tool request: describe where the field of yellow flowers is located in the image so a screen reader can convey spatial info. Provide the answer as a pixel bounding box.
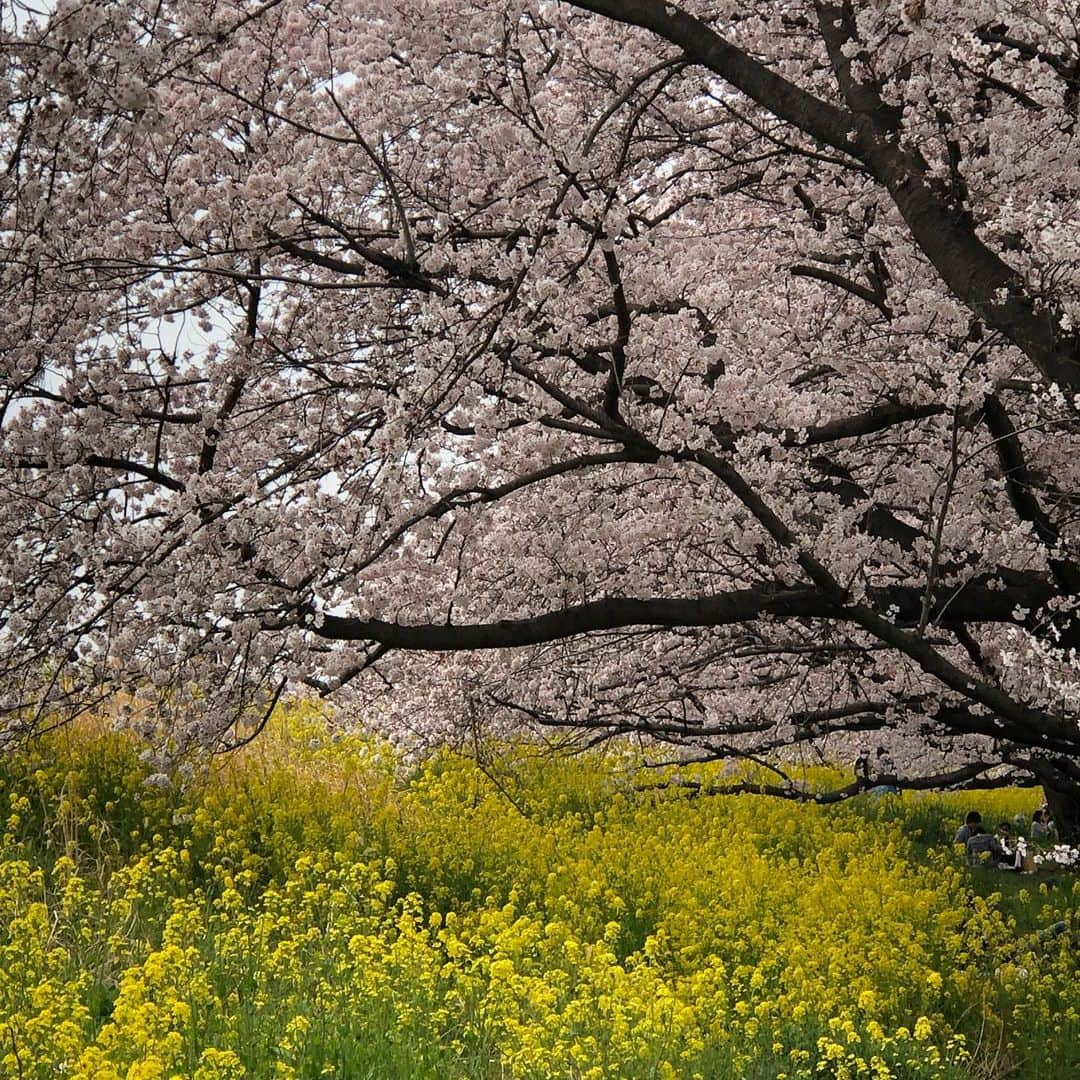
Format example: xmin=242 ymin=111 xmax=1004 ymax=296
xmin=1 ymin=707 xmax=1078 ymax=1080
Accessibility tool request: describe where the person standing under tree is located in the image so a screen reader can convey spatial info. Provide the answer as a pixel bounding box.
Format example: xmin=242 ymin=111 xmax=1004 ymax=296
xmin=872 ymin=747 xmax=899 ymax=794
xmin=854 ymin=748 xmax=871 ymax=786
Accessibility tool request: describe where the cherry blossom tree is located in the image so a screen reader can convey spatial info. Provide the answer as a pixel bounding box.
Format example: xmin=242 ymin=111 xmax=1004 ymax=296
xmin=4 ymin=0 xmax=1080 ymax=832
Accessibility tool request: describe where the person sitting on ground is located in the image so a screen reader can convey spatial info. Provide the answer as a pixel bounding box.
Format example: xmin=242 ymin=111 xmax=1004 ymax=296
xmin=1032 ymin=809 xmax=1056 ymax=840
xmin=965 ymin=823 xmax=1022 ymax=870
xmin=954 ymin=811 xmax=982 ymax=845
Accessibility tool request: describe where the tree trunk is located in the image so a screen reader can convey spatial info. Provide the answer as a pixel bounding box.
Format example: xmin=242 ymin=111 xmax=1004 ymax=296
xmin=1042 ymin=781 xmax=1080 ymax=845
xmin=1036 ymin=757 xmax=1080 ymax=845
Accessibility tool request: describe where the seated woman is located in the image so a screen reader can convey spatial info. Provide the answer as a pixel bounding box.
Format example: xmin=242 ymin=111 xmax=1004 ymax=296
xmin=1032 ymin=809 xmax=1056 ymax=841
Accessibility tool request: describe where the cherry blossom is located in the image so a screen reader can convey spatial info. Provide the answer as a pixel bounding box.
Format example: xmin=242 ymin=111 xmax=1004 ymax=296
xmin=3 ymin=1 xmax=1080 ymax=830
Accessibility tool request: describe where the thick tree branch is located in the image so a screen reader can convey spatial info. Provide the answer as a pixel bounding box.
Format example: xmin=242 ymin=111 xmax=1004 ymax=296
xmin=790 ymin=263 xmax=892 ymax=318
xmin=269 ymin=231 xmax=448 ymax=296
xmin=646 ymin=762 xmax=1031 ymax=803
xmin=12 ymin=455 xmax=185 ymax=492
xmin=84 ymin=455 xmax=185 ymax=493
xmin=980 ymin=393 xmax=1080 ymax=597
xmin=572 ymin=1 xmax=1080 ymax=392
xmin=686 ymin=448 xmax=1077 ymax=748
xmin=797 ymin=402 xmax=943 ymax=446
xmin=567 ymin=1 xmax=857 ymax=155
xmin=308 ymin=575 xmax=1056 ymax=650
xmin=198 ymin=273 xmax=260 ymax=476
xmin=600 ymin=239 xmax=631 ymax=422
xmin=489 ymin=694 xmax=891 ymax=740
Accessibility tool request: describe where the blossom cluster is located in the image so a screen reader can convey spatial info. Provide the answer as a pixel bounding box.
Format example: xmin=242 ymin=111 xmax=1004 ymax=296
xmin=1034 ymin=845 xmax=1080 ymax=870
xmin=4 ymin=0 xmax=1080 ymax=788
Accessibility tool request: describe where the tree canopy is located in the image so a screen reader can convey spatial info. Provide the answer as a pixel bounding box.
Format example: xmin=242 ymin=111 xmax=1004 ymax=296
xmin=3 ymin=0 xmax=1080 ymax=818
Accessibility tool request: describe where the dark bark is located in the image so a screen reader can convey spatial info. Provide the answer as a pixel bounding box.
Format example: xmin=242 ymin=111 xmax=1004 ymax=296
xmin=649 ymin=761 xmax=1029 ymax=804
xmin=310 ymin=575 xmax=1055 ymax=649
xmin=1041 ymin=782 xmax=1080 ymax=845
xmin=570 ymin=0 xmax=1080 ymax=393
xmin=1032 ymin=758 xmax=1080 ymax=845
xmin=568 ymin=0 xmax=856 ymax=154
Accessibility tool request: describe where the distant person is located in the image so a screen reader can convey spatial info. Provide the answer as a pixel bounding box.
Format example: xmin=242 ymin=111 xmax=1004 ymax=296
xmin=1032 ymin=809 xmax=1055 ymax=840
xmin=997 ymin=822 xmax=1028 ymax=868
xmin=965 ymin=824 xmax=1021 ymax=870
xmin=954 ymin=811 xmax=982 ymax=845
xmin=853 ymin=748 xmax=871 ymax=785
xmin=871 ymin=747 xmax=899 ymax=794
